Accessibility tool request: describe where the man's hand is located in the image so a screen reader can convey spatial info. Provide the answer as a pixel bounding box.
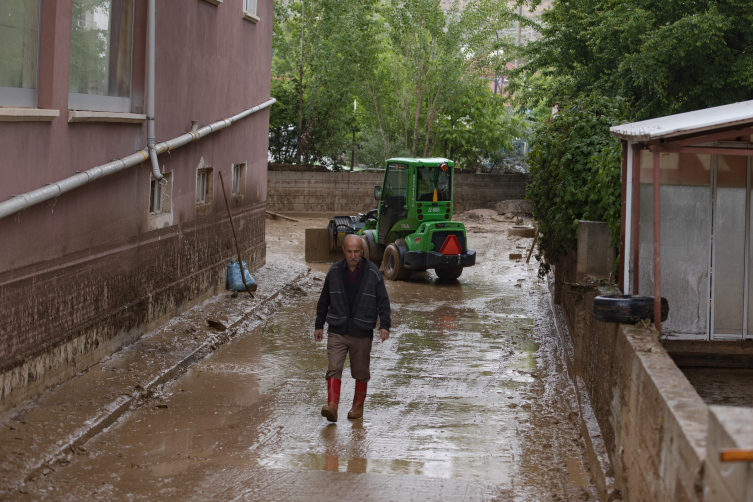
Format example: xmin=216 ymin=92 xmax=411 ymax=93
xmin=379 ymin=329 xmax=390 ymax=342
xmin=314 ymin=329 xmax=324 ymax=341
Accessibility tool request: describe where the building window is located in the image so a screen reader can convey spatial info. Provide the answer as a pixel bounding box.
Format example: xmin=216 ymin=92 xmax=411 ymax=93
xmin=69 ymin=0 xmax=134 ymax=113
xmin=243 ymin=0 xmax=258 ymax=22
xmin=0 ymin=0 xmax=40 ymax=108
xmin=232 ymin=163 xmax=246 ymax=197
xmin=196 ymin=167 xmax=214 ymax=215
xmin=197 ymin=170 xmax=208 ymax=204
xmin=149 ymin=173 xmax=171 ymax=215
xmin=149 ymin=178 xmax=162 ymax=213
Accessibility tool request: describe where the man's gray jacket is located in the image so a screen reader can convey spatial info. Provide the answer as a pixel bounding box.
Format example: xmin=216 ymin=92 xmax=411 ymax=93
xmin=315 ymin=259 xmax=391 ymax=338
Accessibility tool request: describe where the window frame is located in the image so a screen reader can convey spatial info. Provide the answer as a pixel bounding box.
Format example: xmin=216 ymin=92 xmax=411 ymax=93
xmin=0 ymin=0 xmax=41 ymax=108
xmin=232 ymin=163 xmax=246 ymax=198
xmin=67 ymin=0 xmax=136 ymax=113
xmin=149 ymin=177 xmax=163 ymax=214
xmin=243 ymin=0 xmax=259 ymax=22
xmin=197 ymin=170 xmax=208 ymax=205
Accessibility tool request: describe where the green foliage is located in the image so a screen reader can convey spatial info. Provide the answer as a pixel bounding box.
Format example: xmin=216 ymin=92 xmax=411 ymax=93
xmin=514 ymin=0 xmax=753 ymax=119
xmin=271 ymin=0 xmax=524 ymax=168
xmin=268 ymin=79 xmax=299 ymax=163
xmin=355 ymin=127 xmax=411 ymax=169
xmin=516 ymin=0 xmax=753 ymax=275
xmin=436 ymin=79 xmax=530 ymax=172
xmin=271 ymin=0 xmax=383 ymax=165
xmin=526 ymin=95 xmax=628 ymax=274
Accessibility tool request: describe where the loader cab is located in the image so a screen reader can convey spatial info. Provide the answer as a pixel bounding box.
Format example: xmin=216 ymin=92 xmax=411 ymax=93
xmin=374 ymin=158 xmax=454 ymax=244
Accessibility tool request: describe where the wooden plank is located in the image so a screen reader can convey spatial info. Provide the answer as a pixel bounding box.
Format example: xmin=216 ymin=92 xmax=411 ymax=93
xmin=266 ymin=210 xmax=299 ymax=222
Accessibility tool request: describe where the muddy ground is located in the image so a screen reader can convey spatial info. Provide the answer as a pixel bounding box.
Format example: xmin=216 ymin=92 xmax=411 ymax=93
xmin=4 ymin=210 xmax=599 ymax=501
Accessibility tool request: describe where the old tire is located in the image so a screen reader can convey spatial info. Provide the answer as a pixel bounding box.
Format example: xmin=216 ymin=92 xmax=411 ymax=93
xmin=593 ymin=295 xmax=669 ymax=324
xmin=384 ymin=243 xmax=411 ymax=281
xmin=435 ymin=266 xmax=463 ymax=281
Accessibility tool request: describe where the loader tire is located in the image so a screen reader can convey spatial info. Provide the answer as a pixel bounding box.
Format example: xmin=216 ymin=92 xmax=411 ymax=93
xmin=384 ymin=243 xmax=411 ymax=281
xmin=435 ymin=266 xmax=463 ymax=281
xmin=592 ymin=295 xmax=669 ymax=324
xmin=362 ymin=231 xmax=384 ymax=267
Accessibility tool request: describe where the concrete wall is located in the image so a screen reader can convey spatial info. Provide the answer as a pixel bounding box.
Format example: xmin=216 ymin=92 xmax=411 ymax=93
xmin=0 ymin=0 xmax=272 ymax=412
xmin=557 ymin=283 xmax=707 ymax=501
xmin=267 ymin=171 xmax=528 ymax=213
xmin=553 ymin=230 xmax=708 ymax=501
xmin=704 ymin=406 xmax=753 ymax=502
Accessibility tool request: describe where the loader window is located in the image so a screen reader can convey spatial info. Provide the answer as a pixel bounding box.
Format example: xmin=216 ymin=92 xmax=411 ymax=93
xmin=417 ymin=166 xmax=451 ymax=201
xmin=379 ymin=163 xmax=408 ymax=242
xmin=383 ymin=163 xmax=408 ymax=199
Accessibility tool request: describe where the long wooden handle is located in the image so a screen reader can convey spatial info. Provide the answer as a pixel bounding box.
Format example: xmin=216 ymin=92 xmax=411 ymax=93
xmin=526 ymin=225 xmax=539 ymax=264
xmin=218 ymin=172 xmax=254 ymax=298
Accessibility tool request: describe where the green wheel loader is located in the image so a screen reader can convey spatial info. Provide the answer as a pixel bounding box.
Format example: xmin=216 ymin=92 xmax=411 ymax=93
xmin=308 ymin=158 xmax=476 ymax=281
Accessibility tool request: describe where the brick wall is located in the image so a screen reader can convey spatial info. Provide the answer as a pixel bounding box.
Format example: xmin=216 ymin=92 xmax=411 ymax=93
xmin=267 ymin=171 xmax=529 ymax=213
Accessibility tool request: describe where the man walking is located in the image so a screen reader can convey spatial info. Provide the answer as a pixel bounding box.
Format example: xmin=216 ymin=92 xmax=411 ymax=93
xmin=314 ymin=234 xmax=391 ymax=422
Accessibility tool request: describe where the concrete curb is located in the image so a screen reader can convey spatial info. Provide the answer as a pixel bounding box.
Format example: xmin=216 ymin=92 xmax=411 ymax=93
xmin=11 ymin=269 xmax=309 ymax=488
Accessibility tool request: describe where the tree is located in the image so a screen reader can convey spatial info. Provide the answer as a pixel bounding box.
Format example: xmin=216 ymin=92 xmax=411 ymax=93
xmin=526 ymin=95 xmax=628 ymax=274
xmin=271 ymin=0 xmax=382 ymax=166
xmin=435 ymin=78 xmax=529 ymax=172
xmin=513 ymin=0 xmax=753 ymax=119
xmin=270 ymin=0 xmax=522 ymax=169
xmin=513 ymin=0 xmax=753 ymax=275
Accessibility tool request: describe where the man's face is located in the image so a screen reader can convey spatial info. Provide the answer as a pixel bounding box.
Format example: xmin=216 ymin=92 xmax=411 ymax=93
xmin=342 ymin=235 xmax=363 ymax=267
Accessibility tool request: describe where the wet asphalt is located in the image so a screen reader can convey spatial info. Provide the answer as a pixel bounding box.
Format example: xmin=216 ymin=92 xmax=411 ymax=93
xmin=12 ymin=213 xmax=597 ymax=501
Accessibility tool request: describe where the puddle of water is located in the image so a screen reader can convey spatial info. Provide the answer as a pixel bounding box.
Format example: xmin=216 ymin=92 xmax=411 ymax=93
xmin=21 ymin=219 xmax=596 ymax=502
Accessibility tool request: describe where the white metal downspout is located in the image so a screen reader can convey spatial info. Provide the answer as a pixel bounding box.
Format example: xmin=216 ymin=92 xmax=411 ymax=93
xmin=147 ymin=0 xmax=163 ymax=182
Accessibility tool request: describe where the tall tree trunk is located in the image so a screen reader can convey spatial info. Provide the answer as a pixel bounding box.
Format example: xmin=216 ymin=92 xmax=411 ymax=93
xmin=297 ymin=3 xmax=305 ymax=164
xmin=422 ymin=116 xmax=434 ymax=157
xmin=411 ymin=83 xmax=423 ymax=156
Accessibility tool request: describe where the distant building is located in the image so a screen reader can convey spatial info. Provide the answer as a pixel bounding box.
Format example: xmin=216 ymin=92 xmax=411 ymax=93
xmin=0 ymin=0 xmax=272 ymax=412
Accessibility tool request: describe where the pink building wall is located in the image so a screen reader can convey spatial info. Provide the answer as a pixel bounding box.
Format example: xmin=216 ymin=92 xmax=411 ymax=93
xmin=0 ymin=0 xmax=272 ymax=412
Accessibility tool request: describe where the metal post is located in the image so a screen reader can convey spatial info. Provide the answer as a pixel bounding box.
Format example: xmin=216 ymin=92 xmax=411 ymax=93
xmin=709 ymin=155 xmax=718 ymax=340
xmin=632 ymin=146 xmax=641 ymax=295
xmin=745 ymin=156 xmax=752 ymax=339
xmin=619 ymin=141 xmax=627 ymax=290
xmin=653 ymin=151 xmax=661 ymax=333
xmin=351 ymin=126 xmax=355 ymax=170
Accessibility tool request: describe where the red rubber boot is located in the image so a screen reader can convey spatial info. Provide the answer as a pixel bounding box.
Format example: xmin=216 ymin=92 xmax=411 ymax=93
xmin=321 ymin=378 xmax=341 ymax=422
xmin=347 ymin=379 xmax=368 ymax=419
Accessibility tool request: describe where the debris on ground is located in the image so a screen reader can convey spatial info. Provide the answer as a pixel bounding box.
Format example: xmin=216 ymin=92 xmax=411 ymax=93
xmin=206 ymin=319 xmax=228 ymax=331
xmin=509 ymin=225 xmax=536 ymax=238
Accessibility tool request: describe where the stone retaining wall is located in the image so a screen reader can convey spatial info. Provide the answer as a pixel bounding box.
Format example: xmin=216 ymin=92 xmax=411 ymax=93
xmin=556 ymin=282 xmax=706 ymax=501
xmin=267 ymin=171 xmax=528 ymax=213
xmin=554 ymin=240 xmax=708 ymax=501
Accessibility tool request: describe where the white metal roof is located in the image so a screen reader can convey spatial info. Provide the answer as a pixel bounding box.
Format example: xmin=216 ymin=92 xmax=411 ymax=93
xmin=610 ymin=100 xmax=753 ymax=142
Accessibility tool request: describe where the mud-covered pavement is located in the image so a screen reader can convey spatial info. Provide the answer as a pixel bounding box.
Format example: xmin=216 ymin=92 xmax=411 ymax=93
xmin=6 ymin=211 xmax=598 ymax=501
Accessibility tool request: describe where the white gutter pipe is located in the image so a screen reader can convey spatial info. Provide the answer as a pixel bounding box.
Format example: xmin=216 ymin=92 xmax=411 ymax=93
xmin=0 ymin=98 xmax=276 ymax=221
xmin=147 ymin=0 xmax=162 ymax=182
